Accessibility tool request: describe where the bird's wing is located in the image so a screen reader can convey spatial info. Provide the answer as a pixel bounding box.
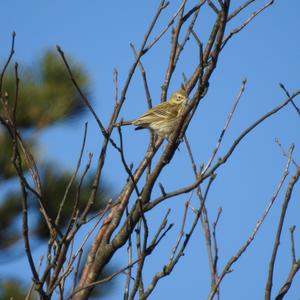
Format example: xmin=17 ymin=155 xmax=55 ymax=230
xmin=133 ymin=103 xmax=179 ymax=126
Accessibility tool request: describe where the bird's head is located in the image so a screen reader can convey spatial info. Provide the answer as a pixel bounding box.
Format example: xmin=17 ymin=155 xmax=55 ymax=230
xmin=169 ymin=89 xmax=188 ymax=105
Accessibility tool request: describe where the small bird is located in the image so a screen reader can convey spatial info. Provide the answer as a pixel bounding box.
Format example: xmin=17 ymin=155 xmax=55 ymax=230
xmin=132 ymin=89 xmax=188 ymax=140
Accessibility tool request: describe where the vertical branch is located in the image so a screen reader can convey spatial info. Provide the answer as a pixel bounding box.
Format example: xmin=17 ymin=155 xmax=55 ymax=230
xmin=75 ymin=3 xmax=171 ymax=297
xmin=265 ymin=162 xmax=300 ymax=300
xmin=124 ymin=208 xmax=133 ymax=300
xmin=55 ymin=122 xmax=89 ymax=226
xmin=211 ymin=207 xmax=222 ymax=299
xmin=161 ymin=0 xmax=187 ymax=101
xmin=0 ymin=31 xmax=16 ymax=96
xmin=130 ymin=43 xmax=152 ymax=109
xmin=9 ymin=63 xmax=47 ymax=299
xmin=208 ymin=146 xmax=294 ymax=300
xmin=184 ymin=135 xmax=217 ymax=290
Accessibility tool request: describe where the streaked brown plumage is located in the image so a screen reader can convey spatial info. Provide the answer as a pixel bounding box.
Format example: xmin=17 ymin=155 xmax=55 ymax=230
xmin=132 ymin=89 xmax=188 ymax=140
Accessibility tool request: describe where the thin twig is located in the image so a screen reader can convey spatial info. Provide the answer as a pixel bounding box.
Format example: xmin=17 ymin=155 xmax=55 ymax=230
xmin=289 ymin=226 xmax=297 ymax=264
xmin=13 ymin=62 xmax=19 ymax=124
xmin=113 ymin=68 xmax=118 ymax=106
xmin=275 ymin=138 xmax=299 ymax=169
xmin=147 ymin=88 xmax=300 ymax=210
xmin=161 ymin=0 xmax=187 ymax=101
xmin=55 ymin=122 xmax=88 ymax=226
xmin=222 ymin=1 xmax=274 ymax=50
xmin=141 ymin=185 xmax=210 ymax=300
xmin=57 ymin=46 xmax=108 ymax=138
xmin=128 ymin=210 xmax=172 ymax=300
xmin=227 ymin=0 xmax=255 ymax=21
xmin=124 ymin=208 xmax=133 ymax=300
xmin=130 ymin=43 xmax=152 ymax=109
xmin=69 ymin=219 xmax=172 ymax=300
xmin=212 ymin=207 xmax=222 ymax=299
xmin=0 ymin=31 xmax=16 ymax=95
xmin=208 ymin=145 xmax=294 ymax=300
xmin=25 ymin=255 xmax=44 ymax=300
xmin=170 ymin=192 xmax=193 ymax=261
xmin=202 ymin=79 xmax=247 ymax=174
xmin=144 ymin=1 xmax=185 ymax=53
xmin=72 ymin=249 xmax=83 ymax=296
xmin=279 ymin=82 xmax=300 ymax=116
xmin=275 ymin=258 xmax=300 ymax=300
xmin=207 ymin=0 xmax=220 ymax=14
xmin=265 ymin=160 xmax=300 ymax=300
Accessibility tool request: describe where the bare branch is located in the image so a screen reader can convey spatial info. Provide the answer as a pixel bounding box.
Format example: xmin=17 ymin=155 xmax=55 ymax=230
xmin=202 ymin=79 xmax=246 ymax=174
xmin=222 ymin=1 xmax=274 ymax=50
xmin=228 ymin=0 xmax=255 ymax=21
xmin=275 ymin=138 xmax=299 ymax=169
xmin=0 ymin=31 xmax=16 ymax=95
xmin=265 ymin=164 xmax=300 ymax=300
xmin=130 ymin=43 xmax=152 ymax=109
xmin=275 ymin=258 xmax=300 ymax=300
xmin=161 ymin=0 xmax=187 ymax=101
xmin=208 ymin=145 xmax=294 ymax=300
xmin=55 ymin=122 xmax=89 ymax=226
xmin=113 ymin=68 xmax=118 ymax=106
xmin=170 ymin=193 xmax=193 ymax=261
xmin=279 ymin=82 xmax=300 ymax=116
xmin=56 ymin=46 xmax=107 ymax=137
xmin=289 ymin=226 xmax=297 ymax=264
xmin=208 ymin=0 xmax=220 ymax=14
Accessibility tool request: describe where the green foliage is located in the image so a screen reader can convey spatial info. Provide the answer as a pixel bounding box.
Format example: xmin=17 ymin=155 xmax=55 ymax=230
xmin=0 ymin=131 xmax=15 ymax=180
xmin=1 ymin=50 xmax=90 ymax=129
xmin=0 ymin=49 xmax=115 ymax=297
xmin=0 ymin=130 xmax=36 ymax=180
xmin=0 ymin=279 xmax=35 ymax=300
xmin=0 ymin=164 xmax=111 ymax=249
xmin=0 ymin=196 xmax=20 ymax=249
xmin=32 ymin=164 xmax=110 ymax=239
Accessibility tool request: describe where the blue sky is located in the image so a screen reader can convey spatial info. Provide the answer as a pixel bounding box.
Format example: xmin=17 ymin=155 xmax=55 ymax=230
xmin=1 ymin=1 xmax=300 ymax=299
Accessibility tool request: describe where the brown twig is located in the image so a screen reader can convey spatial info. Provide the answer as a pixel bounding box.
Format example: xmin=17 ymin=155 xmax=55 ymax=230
xmin=279 ymin=82 xmax=300 ymax=116
xmin=113 ymin=68 xmax=118 ymax=106
xmin=69 ymin=216 xmax=172 ymax=299
xmin=221 ymin=1 xmax=274 ymax=50
xmin=211 ymin=207 xmax=222 ymax=299
xmin=75 ymin=2 xmax=170 ymax=295
xmin=25 ymin=255 xmax=44 ymax=300
xmin=141 ymin=175 xmax=216 ymax=300
xmin=170 ymin=192 xmax=194 ymax=261
xmin=202 ymin=79 xmax=247 ymax=174
xmin=56 ymin=46 xmax=108 ymax=138
xmin=274 ymin=257 xmax=300 ymax=300
xmin=275 ymin=138 xmax=299 ymax=169
xmin=161 ymin=0 xmax=187 ymax=101
xmin=184 ymin=134 xmax=217 ymax=292
xmin=130 ymin=43 xmax=152 ymax=109
xmin=207 ymin=0 xmax=220 ymax=14
xmin=145 ymin=88 xmax=300 ymax=210
xmin=265 ymin=161 xmax=300 ymax=300
xmin=124 ymin=208 xmax=133 ymax=300
xmin=0 ymin=31 xmax=16 ymax=96
xmin=289 ymin=226 xmax=297 ymax=264
xmin=128 ymin=209 xmax=171 ymax=300
xmin=55 ymin=122 xmax=89 ymax=226
xmin=227 ymin=0 xmax=255 ymax=21
xmin=208 ymin=145 xmax=294 ymax=300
